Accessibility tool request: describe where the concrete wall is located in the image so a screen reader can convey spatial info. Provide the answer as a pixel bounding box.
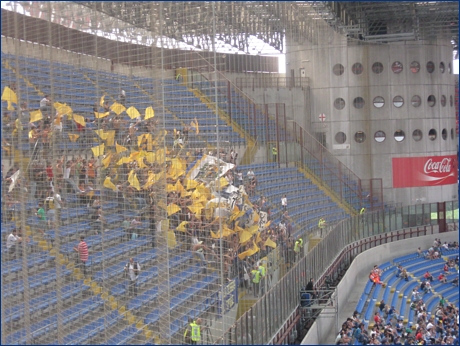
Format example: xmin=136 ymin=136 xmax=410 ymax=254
xmin=283 ymin=24 xmax=458 ymax=206
xmin=301 ymin=229 xmax=459 ymax=345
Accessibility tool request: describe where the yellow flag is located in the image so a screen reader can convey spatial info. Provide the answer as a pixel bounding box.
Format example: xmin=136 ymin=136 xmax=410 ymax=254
xmin=116 ymin=142 xmax=128 ymax=154
xmin=248 ymin=225 xmax=259 ymax=235
xmin=104 ymin=130 xmax=115 ymax=146
xmin=68 ymin=133 xmax=80 ymax=142
xmin=100 ymin=95 xmax=105 ymax=107
xmin=167 ymin=203 xmax=181 ymax=216
xmin=176 ymin=221 xmax=189 ymax=232
xmin=110 ymin=102 xmax=126 ymax=115
xmin=255 ymin=231 xmax=262 ymax=244
xmin=247 ymin=242 xmax=260 ymax=256
xmin=102 ymin=154 xmax=112 ymax=168
xmin=103 ymin=176 xmax=117 ymax=191
xmin=126 ymin=106 xmax=140 ymax=119
xmin=264 ymin=238 xmax=277 ymax=249
xmin=217 ymin=176 xmax=229 ymax=188
xmin=95 ymin=129 xmax=108 ymax=140
xmin=238 ymin=248 xmax=252 ymax=260
xmin=185 ymin=179 xmax=199 ymax=190
xmin=28 ymin=130 xmax=34 ymax=139
xmin=145 ymin=151 xmax=155 ymax=164
xmin=194 ymin=117 xmax=199 ymax=134
xmin=166 ymin=184 xmax=177 ymax=192
xmin=117 ymin=157 xmax=131 ymax=165
xmin=239 ymin=230 xmax=252 ymax=244
xmin=167 ymin=230 xmax=177 ymax=248
xmin=73 ymin=114 xmax=86 ymax=126
xmin=30 ymin=110 xmax=43 ymax=123
xmin=1 ymin=86 xmax=17 ymax=105
xmin=187 ymin=204 xmax=203 ymax=215
xmin=94 ymin=111 xmax=109 ymax=119
xmin=128 ymin=170 xmax=141 ymax=191
xmin=137 ymin=134 xmax=146 ymax=148
xmin=136 ymin=156 xmax=147 ymax=169
xmin=145 ymin=106 xmax=155 ymax=120
xmin=91 ymin=143 xmax=105 ymax=157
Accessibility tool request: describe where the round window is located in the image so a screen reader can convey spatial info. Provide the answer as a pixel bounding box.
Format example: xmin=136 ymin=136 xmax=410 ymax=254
xmin=334 ymin=98 xmax=346 ymax=110
xmin=426 ymin=61 xmax=435 ymax=73
xmin=335 ymin=132 xmax=347 ymax=144
xmin=428 ymin=129 xmax=437 ymax=141
xmin=372 ymin=62 xmax=384 ymax=74
xmin=411 ymin=95 xmax=421 ymax=107
xmin=353 ymin=97 xmax=365 ymax=109
xmin=410 ymin=61 xmax=420 ymax=73
xmin=427 ymin=95 xmax=436 ymax=107
xmin=354 ymin=131 xmax=366 ymax=143
xmin=442 ymin=129 xmax=447 ymax=140
xmin=373 ymin=96 xmax=385 ymax=108
xmin=448 ymin=63 xmax=452 ymax=74
xmin=391 ymin=61 xmax=403 ymax=74
xmin=374 ymin=131 xmax=386 ymax=143
xmin=393 ymin=96 xmax=404 ymax=108
xmin=441 ymin=95 xmax=446 ymax=107
xmin=352 ymin=62 xmax=363 ymax=75
xmin=333 ymin=64 xmax=345 ymax=76
xmin=439 ymin=62 xmax=445 ymax=73
xmin=394 ymin=130 xmax=405 ymax=142
xmin=412 ymin=129 xmax=423 ymax=142
xmin=450 ymin=95 xmax=453 ymax=107
xmin=451 ymin=128 xmax=455 ymax=140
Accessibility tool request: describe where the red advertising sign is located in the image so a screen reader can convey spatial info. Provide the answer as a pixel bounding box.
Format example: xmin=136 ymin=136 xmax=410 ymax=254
xmin=392 ymin=155 xmax=458 ymax=188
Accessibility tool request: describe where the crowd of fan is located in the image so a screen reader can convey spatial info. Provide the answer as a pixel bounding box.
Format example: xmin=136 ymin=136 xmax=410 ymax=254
xmin=2 ymin=86 xmax=303 ymax=296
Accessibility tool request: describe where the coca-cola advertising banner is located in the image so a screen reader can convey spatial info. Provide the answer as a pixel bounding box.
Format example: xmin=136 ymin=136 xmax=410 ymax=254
xmin=392 ymin=155 xmax=458 ymax=188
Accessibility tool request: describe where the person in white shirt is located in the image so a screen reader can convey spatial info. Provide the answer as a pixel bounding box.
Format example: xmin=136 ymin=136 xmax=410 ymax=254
xmin=281 ymin=195 xmax=287 ymax=212
xmin=6 ymin=229 xmax=22 ymax=258
xmin=124 ymin=258 xmax=141 ymax=296
xmin=247 ymin=169 xmax=255 ymax=181
xmin=40 ymin=95 xmax=51 ymax=113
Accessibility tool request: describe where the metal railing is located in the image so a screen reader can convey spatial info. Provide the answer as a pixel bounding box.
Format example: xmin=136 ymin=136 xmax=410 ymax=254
xmin=235 ymin=76 xmax=309 ymax=91
xmin=215 ymin=200 xmax=458 ymax=344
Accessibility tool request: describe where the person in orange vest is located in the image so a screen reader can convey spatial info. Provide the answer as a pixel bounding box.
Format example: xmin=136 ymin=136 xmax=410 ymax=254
xmin=369 ymin=265 xmax=386 ymax=287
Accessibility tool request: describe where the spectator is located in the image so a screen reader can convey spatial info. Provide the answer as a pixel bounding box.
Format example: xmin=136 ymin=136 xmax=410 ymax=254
xmin=73 ymin=236 xmax=88 ymax=277
xmin=424 ymin=271 xmax=434 ymax=282
xmin=6 ymin=228 xmax=22 ymax=259
xmin=417 ymin=247 xmax=423 ymax=257
xmin=281 ymin=194 xmax=287 ymax=212
xmin=40 ymin=95 xmax=52 ymax=114
xmin=451 ymin=276 xmax=458 ymax=287
xmin=191 ymin=237 xmax=208 ymax=267
xmin=124 ymin=257 xmax=141 ymax=297
xmin=396 ymin=265 xmax=403 ymax=277
xmin=35 ymin=202 xmax=47 ymax=234
xmin=246 ymin=168 xmax=255 ymax=181
xmin=443 ymin=262 xmax=452 ymax=274
xmin=305 ymin=277 xmax=317 ymax=300
xmin=119 ymin=89 xmax=126 ymax=106
xmin=438 ymin=273 xmax=447 ymax=283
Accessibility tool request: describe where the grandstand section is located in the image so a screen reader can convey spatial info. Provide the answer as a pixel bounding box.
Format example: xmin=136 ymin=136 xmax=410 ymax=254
xmin=1 ymin=2 xmax=458 ymax=345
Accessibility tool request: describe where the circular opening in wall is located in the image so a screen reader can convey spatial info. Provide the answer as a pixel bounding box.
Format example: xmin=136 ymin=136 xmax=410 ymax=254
xmin=373 ymin=96 xmax=385 ymax=108
xmin=394 ymin=130 xmax=405 ymax=142
xmin=354 ymin=131 xmax=366 ymax=143
xmin=411 ymin=95 xmax=421 ymax=107
xmin=352 ymin=62 xmax=363 ymax=75
xmin=410 ymin=61 xmax=420 ymax=73
xmin=426 ymin=61 xmax=435 ymax=73
xmin=335 ymin=132 xmax=347 ymax=144
xmin=334 ymin=98 xmax=345 ymax=110
xmin=428 ymin=129 xmax=437 ymax=141
xmin=442 ymin=128 xmax=448 ymax=140
xmin=451 ymin=128 xmax=455 ymax=140
xmin=427 ymin=95 xmax=436 ymax=107
xmin=450 ymin=95 xmax=453 ymax=107
xmin=391 ymin=61 xmax=403 ymax=74
xmin=353 ymin=97 xmax=365 ymax=109
xmin=412 ymin=129 xmax=423 ymax=141
xmin=439 ymin=62 xmax=445 ymax=73
xmin=441 ymin=95 xmax=446 ymax=107
xmin=374 ymin=131 xmax=386 ymax=143
xmin=333 ymin=63 xmax=344 ymax=76
xmin=372 ymin=62 xmax=384 ymax=74
xmin=393 ymin=96 xmax=404 ymax=108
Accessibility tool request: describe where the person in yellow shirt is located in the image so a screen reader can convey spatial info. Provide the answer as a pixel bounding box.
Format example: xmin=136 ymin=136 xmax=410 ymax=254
xmin=251 ymin=265 xmax=261 ymax=297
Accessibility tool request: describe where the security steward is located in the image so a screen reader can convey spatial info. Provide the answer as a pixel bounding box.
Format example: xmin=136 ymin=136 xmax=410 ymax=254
xmin=272 ymin=146 xmax=277 ymax=162
xmin=190 ymin=318 xmax=202 ymax=344
xmin=294 ymin=237 xmax=303 ymax=262
xmin=318 ymin=217 xmax=327 ymax=237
